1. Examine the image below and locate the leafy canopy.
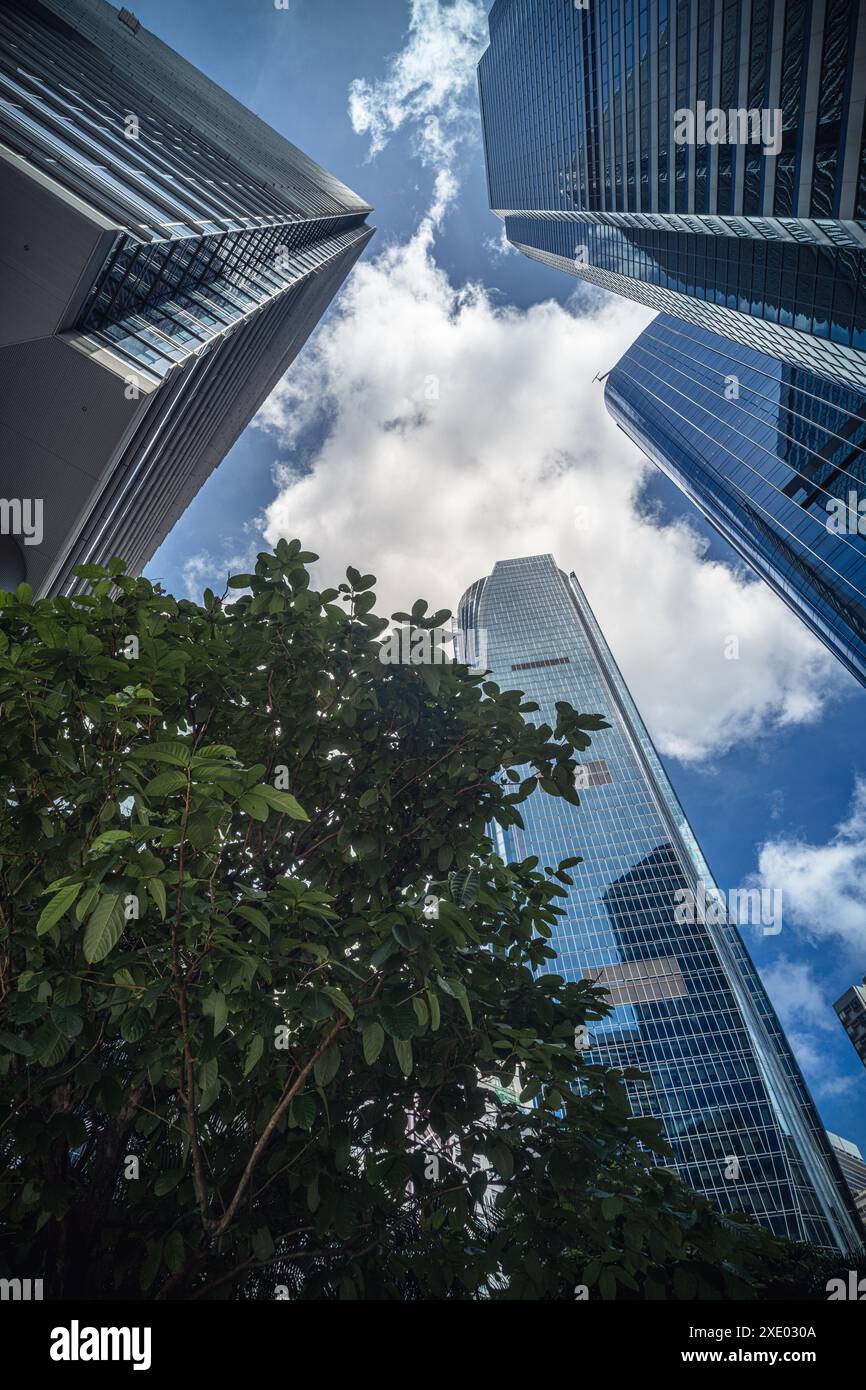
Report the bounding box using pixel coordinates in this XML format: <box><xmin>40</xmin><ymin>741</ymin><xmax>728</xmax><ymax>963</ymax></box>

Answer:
<box><xmin>0</xmin><ymin>544</ymin><xmax>823</xmax><ymax>1298</ymax></box>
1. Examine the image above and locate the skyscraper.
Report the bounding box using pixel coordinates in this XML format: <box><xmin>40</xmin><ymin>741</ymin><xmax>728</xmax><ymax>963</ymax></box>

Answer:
<box><xmin>0</xmin><ymin>0</ymin><xmax>373</xmax><ymax>596</ymax></box>
<box><xmin>605</xmin><ymin>313</ymin><xmax>866</xmax><ymax>686</ymax></box>
<box><xmin>827</xmin><ymin>1132</ymin><xmax>866</xmax><ymax>1209</ymax></box>
<box><xmin>834</xmin><ymin>976</ymin><xmax>866</xmax><ymax>1067</ymax></box>
<box><xmin>477</xmin><ymin>0</ymin><xmax>866</xmax><ymax>388</ymax></box>
<box><xmin>459</xmin><ymin>553</ymin><xmax>862</xmax><ymax>1251</ymax></box>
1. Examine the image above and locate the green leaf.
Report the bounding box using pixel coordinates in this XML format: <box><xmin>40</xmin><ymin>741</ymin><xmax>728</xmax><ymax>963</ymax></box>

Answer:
<box><xmin>0</xmin><ymin>1030</ymin><xmax>34</xmax><ymax>1057</ymax></box>
<box><xmin>362</xmin><ymin>1022</ymin><xmax>385</xmax><ymax>1065</ymax></box>
<box><xmin>131</xmin><ymin>741</ymin><xmax>191</xmax><ymax>768</ymax></box>
<box><xmin>147</xmin><ymin>878</ymin><xmax>167</xmax><ymax>921</ymax></box>
<box><xmin>392</xmin><ymin>1036</ymin><xmax>413</xmax><ymax>1077</ymax></box>
<box><xmin>437</xmin><ymin>845</ymin><xmax>454</xmax><ymax>872</ymax></box>
<box><xmin>391</xmin><ymin>918</ymin><xmax>423</xmax><ymax>951</ymax></box>
<box><xmin>75</xmin><ymin>886</ymin><xmax>99</xmax><ymax>923</ymax></box>
<box><xmin>288</xmin><ymin>1094</ymin><xmax>316</xmax><ymax>1130</ymax></box>
<box><xmin>253</xmin><ymin>784</ymin><xmax>309</xmax><ymax>820</ymax></box>
<box><xmin>370</xmin><ymin>937</ymin><xmax>398</xmax><ymax>969</ymax></box>
<box><xmin>42</xmin><ymin>875</ymin><xmax>76</xmax><ymax>893</ymax></box>
<box><xmin>322</xmin><ymin>985</ymin><xmax>354</xmax><ymax>1020</ymax></box>
<box><xmin>491</xmin><ymin>1142</ymin><xmax>514</xmax><ymax>1180</ymax></box>
<box><xmin>243</xmin><ymin>1034</ymin><xmax>264</xmax><ymax>1076</ymax></box>
<box><xmin>120</xmin><ymin>1009</ymin><xmax>148</xmax><ymax>1043</ymax></box>
<box><xmin>196</xmin><ymin>1057</ymin><xmax>219</xmax><ymax>1110</ymax></box>
<box><xmin>314</xmin><ymin>1043</ymin><xmax>341</xmax><ymax>1087</ymax></box>
<box><xmin>419</xmin><ymin>664</ymin><xmax>442</xmax><ymax>698</ymax></box>
<box><xmin>32</xmin><ymin>1019</ymin><xmax>70</xmax><ymax>1068</ymax></box>
<box><xmin>144</xmin><ymin>770</ymin><xmax>188</xmax><ymax>797</ymax></box>
<box><xmin>426</xmin><ymin>989</ymin><xmax>441</xmax><ymax>1032</ymax></box>
<box><xmin>36</xmin><ymin>882</ymin><xmax>82</xmax><ymax>935</ymax></box>
<box><xmin>436</xmin><ymin>974</ymin><xmax>473</xmax><ymax>1028</ymax></box>
<box><xmin>235</xmin><ymin>903</ymin><xmax>270</xmax><ymax>937</ymax></box>
<box><xmin>448</xmin><ymin>867</ymin><xmax>480</xmax><ymax>908</ymax></box>
<box><xmin>154</xmin><ymin>1168</ymin><xmax>184</xmax><ymax>1197</ymax></box>
<box><xmin>53</xmin><ymin>976</ymin><xmax>82</xmax><ymax>1007</ymax></box>
<box><xmin>203</xmin><ymin>990</ymin><xmax>228</xmax><ymax>1037</ymax></box>
<box><xmin>89</xmin><ymin>829</ymin><xmax>133</xmax><ymax>854</ymax></box>
<box><xmin>239</xmin><ymin>793</ymin><xmax>269</xmax><ymax>822</ymax></box>
<box><xmin>83</xmin><ymin>893</ymin><xmax>124</xmax><ymax>964</ymax></box>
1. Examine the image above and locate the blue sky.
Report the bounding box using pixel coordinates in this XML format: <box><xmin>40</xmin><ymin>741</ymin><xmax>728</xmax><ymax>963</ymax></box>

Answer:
<box><xmin>136</xmin><ymin>0</ymin><xmax>866</xmax><ymax>1151</ymax></box>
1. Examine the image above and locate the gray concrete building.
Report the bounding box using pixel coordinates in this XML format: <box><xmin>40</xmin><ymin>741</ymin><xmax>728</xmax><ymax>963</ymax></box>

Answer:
<box><xmin>834</xmin><ymin>976</ymin><xmax>866</xmax><ymax>1069</ymax></box>
<box><xmin>826</xmin><ymin>1132</ymin><xmax>866</xmax><ymax>1211</ymax></box>
<box><xmin>0</xmin><ymin>0</ymin><xmax>373</xmax><ymax>594</ymax></box>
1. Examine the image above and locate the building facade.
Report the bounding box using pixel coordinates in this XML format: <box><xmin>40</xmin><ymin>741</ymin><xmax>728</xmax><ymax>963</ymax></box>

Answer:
<box><xmin>827</xmin><ymin>1131</ymin><xmax>866</xmax><ymax>1207</ymax></box>
<box><xmin>459</xmin><ymin>553</ymin><xmax>862</xmax><ymax>1250</ymax></box>
<box><xmin>605</xmin><ymin>313</ymin><xmax>866</xmax><ymax>686</ymax></box>
<box><xmin>0</xmin><ymin>0</ymin><xmax>373</xmax><ymax>595</ymax></box>
<box><xmin>834</xmin><ymin>976</ymin><xmax>866</xmax><ymax>1067</ymax></box>
<box><xmin>478</xmin><ymin>0</ymin><xmax>866</xmax><ymax>388</ymax></box>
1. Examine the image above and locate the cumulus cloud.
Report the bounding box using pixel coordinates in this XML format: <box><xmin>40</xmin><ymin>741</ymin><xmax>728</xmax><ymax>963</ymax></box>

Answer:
<box><xmin>254</xmin><ymin>223</ymin><xmax>845</xmax><ymax>763</ymax></box>
<box><xmin>348</xmin><ymin>0</ymin><xmax>487</xmax><ymax>217</ymax></box>
<box><xmin>760</xmin><ymin>958</ymin><xmax>856</xmax><ymax>1099</ymax></box>
<box><xmin>755</xmin><ymin>780</ymin><xmax>866</xmax><ymax>956</ymax></box>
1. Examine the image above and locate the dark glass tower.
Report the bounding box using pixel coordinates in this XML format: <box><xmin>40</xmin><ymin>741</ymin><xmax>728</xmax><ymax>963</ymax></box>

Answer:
<box><xmin>459</xmin><ymin>554</ymin><xmax>863</xmax><ymax>1251</ymax></box>
<box><xmin>0</xmin><ymin>0</ymin><xmax>373</xmax><ymax>595</ymax></box>
<box><xmin>478</xmin><ymin>0</ymin><xmax>866</xmax><ymax>389</ymax></box>
<box><xmin>605</xmin><ymin>313</ymin><xmax>866</xmax><ymax>686</ymax></box>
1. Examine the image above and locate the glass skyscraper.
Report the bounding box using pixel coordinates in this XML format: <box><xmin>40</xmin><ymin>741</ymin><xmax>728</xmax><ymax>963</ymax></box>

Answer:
<box><xmin>478</xmin><ymin>0</ymin><xmax>866</xmax><ymax>389</ymax></box>
<box><xmin>459</xmin><ymin>554</ymin><xmax>863</xmax><ymax>1251</ymax></box>
<box><xmin>605</xmin><ymin>313</ymin><xmax>866</xmax><ymax>685</ymax></box>
<box><xmin>0</xmin><ymin>0</ymin><xmax>373</xmax><ymax>595</ymax></box>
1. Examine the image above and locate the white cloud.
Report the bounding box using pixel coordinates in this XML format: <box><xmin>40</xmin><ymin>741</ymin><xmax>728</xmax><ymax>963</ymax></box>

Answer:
<box><xmin>348</xmin><ymin>0</ymin><xmax>487</xmax><ymax>217</ymax></box>
<box><xmin>178</xmin><ymin>540</ymin><xmax>261</xmax><ymax>601</ymax></box>
<box><xmin>255</xmin><ymin>223</ymin><xmax>846</xmax><ymax>763</ymax></box>
<box><xmin>756</xmin><ymin>780</ymin><xmax>866</xmax><ymax>956</ymax></box>
<box><xmin>759</xmin><ymin>958</ymin><xmax>856</xmax><ymax>1099</ymax></box>
<box><xmin>483</xmin><ymin>222</ymin><xmax>516</xmax><ymax>259</ymax></box>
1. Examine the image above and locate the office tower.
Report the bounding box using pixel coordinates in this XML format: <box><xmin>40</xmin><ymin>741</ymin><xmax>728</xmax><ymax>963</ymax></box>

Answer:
<box><xmin>0</xmin><ymin>0</ymin><xmax>373</xmax><ymax>596</ymax></box>
<box><xmin>605</xmin><ymin>313</ymin><xmax>866</xmax><ymax>686</ymax></box>
<box><xmin>827</xmin><ymin>1132</ymin><xmax>866</xmax><ymax>1209</ymax></box>
<box><xmin>477</xmin><ymin>0</ymin><xmax>866</xmax><ymax>388</ymax></box>
<box><xmin>458</xmin><ymin>554</ymin><xmax>862</xmax><ymax>1250</ymax></box>
<box><xmin>834</xmin><ymin>976</ymin><xmax>866</xmax><ymax>1067</ymax></box>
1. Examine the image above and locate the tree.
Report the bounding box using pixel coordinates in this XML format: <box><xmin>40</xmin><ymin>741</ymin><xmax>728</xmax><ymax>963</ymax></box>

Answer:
<box><xmin>0</xmin><ymin>544</ymin><xmax>838</xmax><ymax>1298</ymax></box>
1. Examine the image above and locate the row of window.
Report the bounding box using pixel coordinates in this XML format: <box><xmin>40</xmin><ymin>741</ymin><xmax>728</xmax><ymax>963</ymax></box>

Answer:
<box><xmin>482</xmin><ymin>0</ymin><xmax>865</xmax><ymax>219</ymax></box>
